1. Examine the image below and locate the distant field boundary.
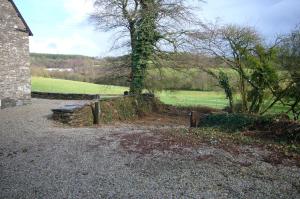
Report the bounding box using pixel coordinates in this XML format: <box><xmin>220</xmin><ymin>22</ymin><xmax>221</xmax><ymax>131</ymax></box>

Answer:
<box><xmin>31</xmin><ymin>92</ymin><xmax>123</xmax><ymax>100</ymax></box>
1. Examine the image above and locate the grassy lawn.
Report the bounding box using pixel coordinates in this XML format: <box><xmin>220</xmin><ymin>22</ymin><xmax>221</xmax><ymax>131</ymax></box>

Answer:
<box><xmin>31</xmin><ymin>77</ymin><xmax>287</xmax><ymax>114</ymax></box>
<box><xmin>32</xmin><ymin>77</ymin><xmax>127</xmax><ymax>95</ymax></box>
<box><xmin>158</xmin><ymin>90</ymin><xmax>228</xmax><ymax>108</ymax></box>
<box><xmin>158</xmin><ymin>90</ymin><xmax>287</xmax><ymax>114</ymax></box>
<box><xmin>32</xmin><ymin>77</ymin><xmax>228</xmax><ymax>108</ymax></box>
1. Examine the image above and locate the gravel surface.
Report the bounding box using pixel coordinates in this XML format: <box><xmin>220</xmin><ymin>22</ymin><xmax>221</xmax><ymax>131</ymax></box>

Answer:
<box><xmin>0</xmin><ymin>99</ymin><xmax>299</xmax><ymax>199</ymax></box>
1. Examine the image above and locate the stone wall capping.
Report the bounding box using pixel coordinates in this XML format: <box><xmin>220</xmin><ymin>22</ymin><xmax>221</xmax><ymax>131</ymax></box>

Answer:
<box><xmin>31</xmin><ymin>92</ymin><xmax>101</xmax><ymax>100</ymax></box>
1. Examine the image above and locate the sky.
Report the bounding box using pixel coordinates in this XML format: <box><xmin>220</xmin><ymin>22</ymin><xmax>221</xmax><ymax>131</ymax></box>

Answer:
<box><xmin>14</xmin><ymin>0</ymin><xmax>300</xmax><ymax>57</ymax></box>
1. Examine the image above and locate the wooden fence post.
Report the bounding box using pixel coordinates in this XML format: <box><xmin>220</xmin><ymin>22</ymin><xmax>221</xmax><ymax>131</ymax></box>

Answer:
<box><xmin>92</xmin><ymin>95</ymin><xmax>100</xmax><ymax>125</ymax></box>
<box><xmin>94</xmin><ymin>101</ymin><xmax>100</xmax><ymax>125</ymax></box>
<box><xmin>190</xmin><ymin>111</ymin><xmax>197</xmax><ymax>128</ymax></box>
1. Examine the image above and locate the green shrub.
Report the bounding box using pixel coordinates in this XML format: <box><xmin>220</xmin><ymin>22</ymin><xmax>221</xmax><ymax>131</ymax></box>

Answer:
<box><xmin>198</xmin><ymin>113</ymin><xmax>300</xmax><ymax>144</ymax></box>
<box><xmin>199</xmin><ymin>113</ymin><xmax>257</xmax><ymax>132</ymax></box>
<box><xmin>100</xmin><ymin>94</ymin><xmax>160</xmax><ymax>123</ymax></box>
<box><xmin>199</xmin><ymin>113</ymin><xmax>276</xmax><ymax>132</ymax></box>
<box><xmin>100</xmin><ymin>97</ymin><xmax>137</xmax><ymax>123</ymax></box>
<box><xmin>135</xmin><ymin>94</ymin><xmax>162</xmax><ymax>116</ymax></box>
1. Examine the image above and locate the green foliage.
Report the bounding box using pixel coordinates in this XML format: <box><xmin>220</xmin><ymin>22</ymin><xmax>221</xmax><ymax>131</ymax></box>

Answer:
<box><xmin>232</xmin><ymin>101</ymin><xmax>244</xmax><ymax>113</ymax></box>
<box><xmin>112</xmin><ymin>98</ymin><xmax>137</xmax><ymax>121</ymax></box>
<box><xmin>99</xmin><ymin>95</ymin><xmax>160</xmax><ymax>124</ymax></box>
<box><xmin>197</xmin><ymin>113</ymin><xmax>300</xmax><ymax>144</ymax></box>
<box><xmin>200</xmin><ymin>24</ymin><xmax>281</xmax><ymax>114</ymax></box>
<box><xmin>135</xmin><ymin>94</ymin><xmax>162</xmax><ymax>116</ymax></box>
<box><xmin>222</xmin><ymin>25</ymin><xmax>261</xmax><ymax>112</ymax></box>
<box><xmin>100</xmin><ymin>104</ymin><xmax>113</xmax><ymax>123</ymax></box>
<box><xmin>206</xmin><ymin>70</ymin><xmax>234</xmax><ymax>111</ymax></box>
<box><xmin>277</xmin><ymin>26</ymin><xmax>300</xmax><ymax>120</ymax></box>
<box><xmin>246</xmin><ymin>45</ymin><xmax>280</xmax><ymax>113</ymax></box>
<box><xmin>117</xmin><ymin>98</ymin><xmax>137</xmax><ymax>120</ymax></box>
<box><xmin>100</xmin><ymin>97</ymin><xmax>137</xmax><ymax>123</ymax></box>
<box><xmin>218</xmin><ymin>72</ymin><xmax>233</xmax><ymax>102</ymax></box>
<box><xmin>199</xmin><ymin>113</ymin><xmax>258</xmax><ymax>132</ymax></box>
<box><xmin>200</xmin><ymin>113</ymin><xmax>279</xmax><ymax>132</ymax></box>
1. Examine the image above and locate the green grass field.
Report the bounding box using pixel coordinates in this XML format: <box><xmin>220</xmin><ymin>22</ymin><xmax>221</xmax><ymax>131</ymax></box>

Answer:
<box><xmin>31</xmin><ymin>77</ymin><xmax>287</xmax><ymax>114</ymax></box>
<box><xmin>31</xmin><ymin>77</ymin><xmax>228</xmax><ymax>108</ymax></box>
<box><xmin>158</xmin><ymin>90</ymin><xmax>228</xmax><ymax>108</ymax></box>
<box><xmin>32</xmin><ymin>77</ymin><xmax>127</xmax><ymax>95</ymax></box>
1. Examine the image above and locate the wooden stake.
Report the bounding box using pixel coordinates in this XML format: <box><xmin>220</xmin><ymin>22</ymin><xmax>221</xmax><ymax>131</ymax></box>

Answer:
<box><xmin>94</xmin><ymin>102</ymin><xmax>100</xmax><ymax>125</ymax></box>
<box><xmin>190</xmin><ymin>111</ymin><xmax>197</xmax><ymax>128</ymax></box>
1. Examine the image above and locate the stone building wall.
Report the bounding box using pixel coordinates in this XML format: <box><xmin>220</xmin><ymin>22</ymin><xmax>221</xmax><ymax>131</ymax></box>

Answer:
<box><xmin>0</xmin><ymin>0</ymin><xmax>31</xmax><ymax>108</ymax></box>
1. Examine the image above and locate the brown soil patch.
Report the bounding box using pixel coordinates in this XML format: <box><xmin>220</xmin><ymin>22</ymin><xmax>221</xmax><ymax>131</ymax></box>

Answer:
<box><xmin>131</xmin><ymin>112</ymin><xmax>188</xmax><ymax>126</ymax></box>
<box><xmin>120</xmin><ymin>130</ymin><xmax>202</xmax><ymax>156</ymax></box>
<box><xmin>118</xmin><ymin>127</ymin><xmax>300</xmax><ymax>166</ymax></box>
<box><xmin>160</xmin><ymin>104</ymin><xmax>220</xmax><ymax>116</ymax></box>
<box><xmin>101</xmin><ymin>108</ymin><xmax>300</xmax><ymax>167</ymax></box>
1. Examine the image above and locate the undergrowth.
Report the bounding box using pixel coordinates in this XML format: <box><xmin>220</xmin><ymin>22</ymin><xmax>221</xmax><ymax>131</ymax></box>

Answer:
<box><xmin>176</xmin><ymin>127</ymin><xmax>300</xmax><ymax>155</ymax></box>
<box><xmin>199</xmin><ymin>113</ymin><xmax>274</xmax><ymax>132</ymax></box>
<box><xmin>100</xmin><ymin>95</ymin><xmax>160</xmax><ymax>124</ymax></box>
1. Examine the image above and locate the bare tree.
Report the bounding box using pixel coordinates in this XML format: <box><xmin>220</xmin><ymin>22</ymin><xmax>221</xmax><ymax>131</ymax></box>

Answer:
<box><xmin>90</xmin><ymin>0</ymin><xmax>203</xmax><ymax>94</ymax></box>
<box><xmin>189</xmin><ymin>24</ymin><xmax>262</xmax><ymax>111</ymax></box>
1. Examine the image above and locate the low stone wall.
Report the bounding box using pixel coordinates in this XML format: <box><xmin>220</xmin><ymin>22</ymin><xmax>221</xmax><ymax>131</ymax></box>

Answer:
<box><xmin>32</xmin><ymin>92</ymin><xmax>100</xmax><ymax>100</ymax></box>
<box><xmin>0</xmin><ymin>98</ymin><xmax>31</xmax><ymax>109</ymax></box>
<box><xmin>51</xmin><ymin>94</ymin><xmax>159</xmax><ymax>126</ymax></box>
<box><xmin>52</xmin><ymin>102</ymin><xmax>96</xmax><ymax>127</ymax></box>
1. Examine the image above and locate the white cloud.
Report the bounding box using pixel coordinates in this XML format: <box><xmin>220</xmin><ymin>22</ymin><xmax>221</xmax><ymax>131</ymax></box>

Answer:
<box><xmin>30</xmin><ymin>33</ymin><xmax>100</xmax><ymax>56</ymax></box>
<box><xmin>201</xmin><ymin>0</ymin><xmax>300</xmax><ymax>40</ymax></box>
<box><xmin>63</xmin><ymin>0</ymin><xmax>94</xmax><ymax>24</ymax></box>
<box><xmin>28</xmin><ymin>0</ymin><xmax>119</xmax><ymax>57</ymax></box>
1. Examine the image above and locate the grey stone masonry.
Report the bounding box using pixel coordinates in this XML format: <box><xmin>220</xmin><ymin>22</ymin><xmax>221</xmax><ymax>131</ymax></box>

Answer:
<box><xmin>0</xmin><ymin>0</ymin><xmax>31</xmax><ymax>108</ymax></box>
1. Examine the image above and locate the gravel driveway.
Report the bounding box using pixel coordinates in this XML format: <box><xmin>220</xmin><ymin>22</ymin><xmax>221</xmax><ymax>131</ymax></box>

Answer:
<box><xmin>0</xmin><ymin>99</ymin><xmax>299</xmax><ymax>199</ymax></box>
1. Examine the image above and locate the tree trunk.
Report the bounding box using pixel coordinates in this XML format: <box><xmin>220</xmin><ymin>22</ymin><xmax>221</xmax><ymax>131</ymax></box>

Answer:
<box><xmin>129</xmin><ymin>0</ymin><xmax>158</xmax><ymax>95</ymax></box>
<box><xmin>240</xmin><ymin>75</ymin><xmax>248</xmax><ymax>112</ymax></box>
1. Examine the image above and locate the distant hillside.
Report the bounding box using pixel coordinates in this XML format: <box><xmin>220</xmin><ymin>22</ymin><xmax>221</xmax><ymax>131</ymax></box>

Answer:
<box><xmin>30</xmin><ymin>53</ymin><xmax>92</xmax><ymax>60</ymax></box>
<box><xmin>30</xmin><ymin>53</ymin><xmax>97</xmax><ymax>69</ymax></box>
<box><xmin>30</xmin><ymin>53</ymin><xmax>130</xmax><ymax>85</ymax></box>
